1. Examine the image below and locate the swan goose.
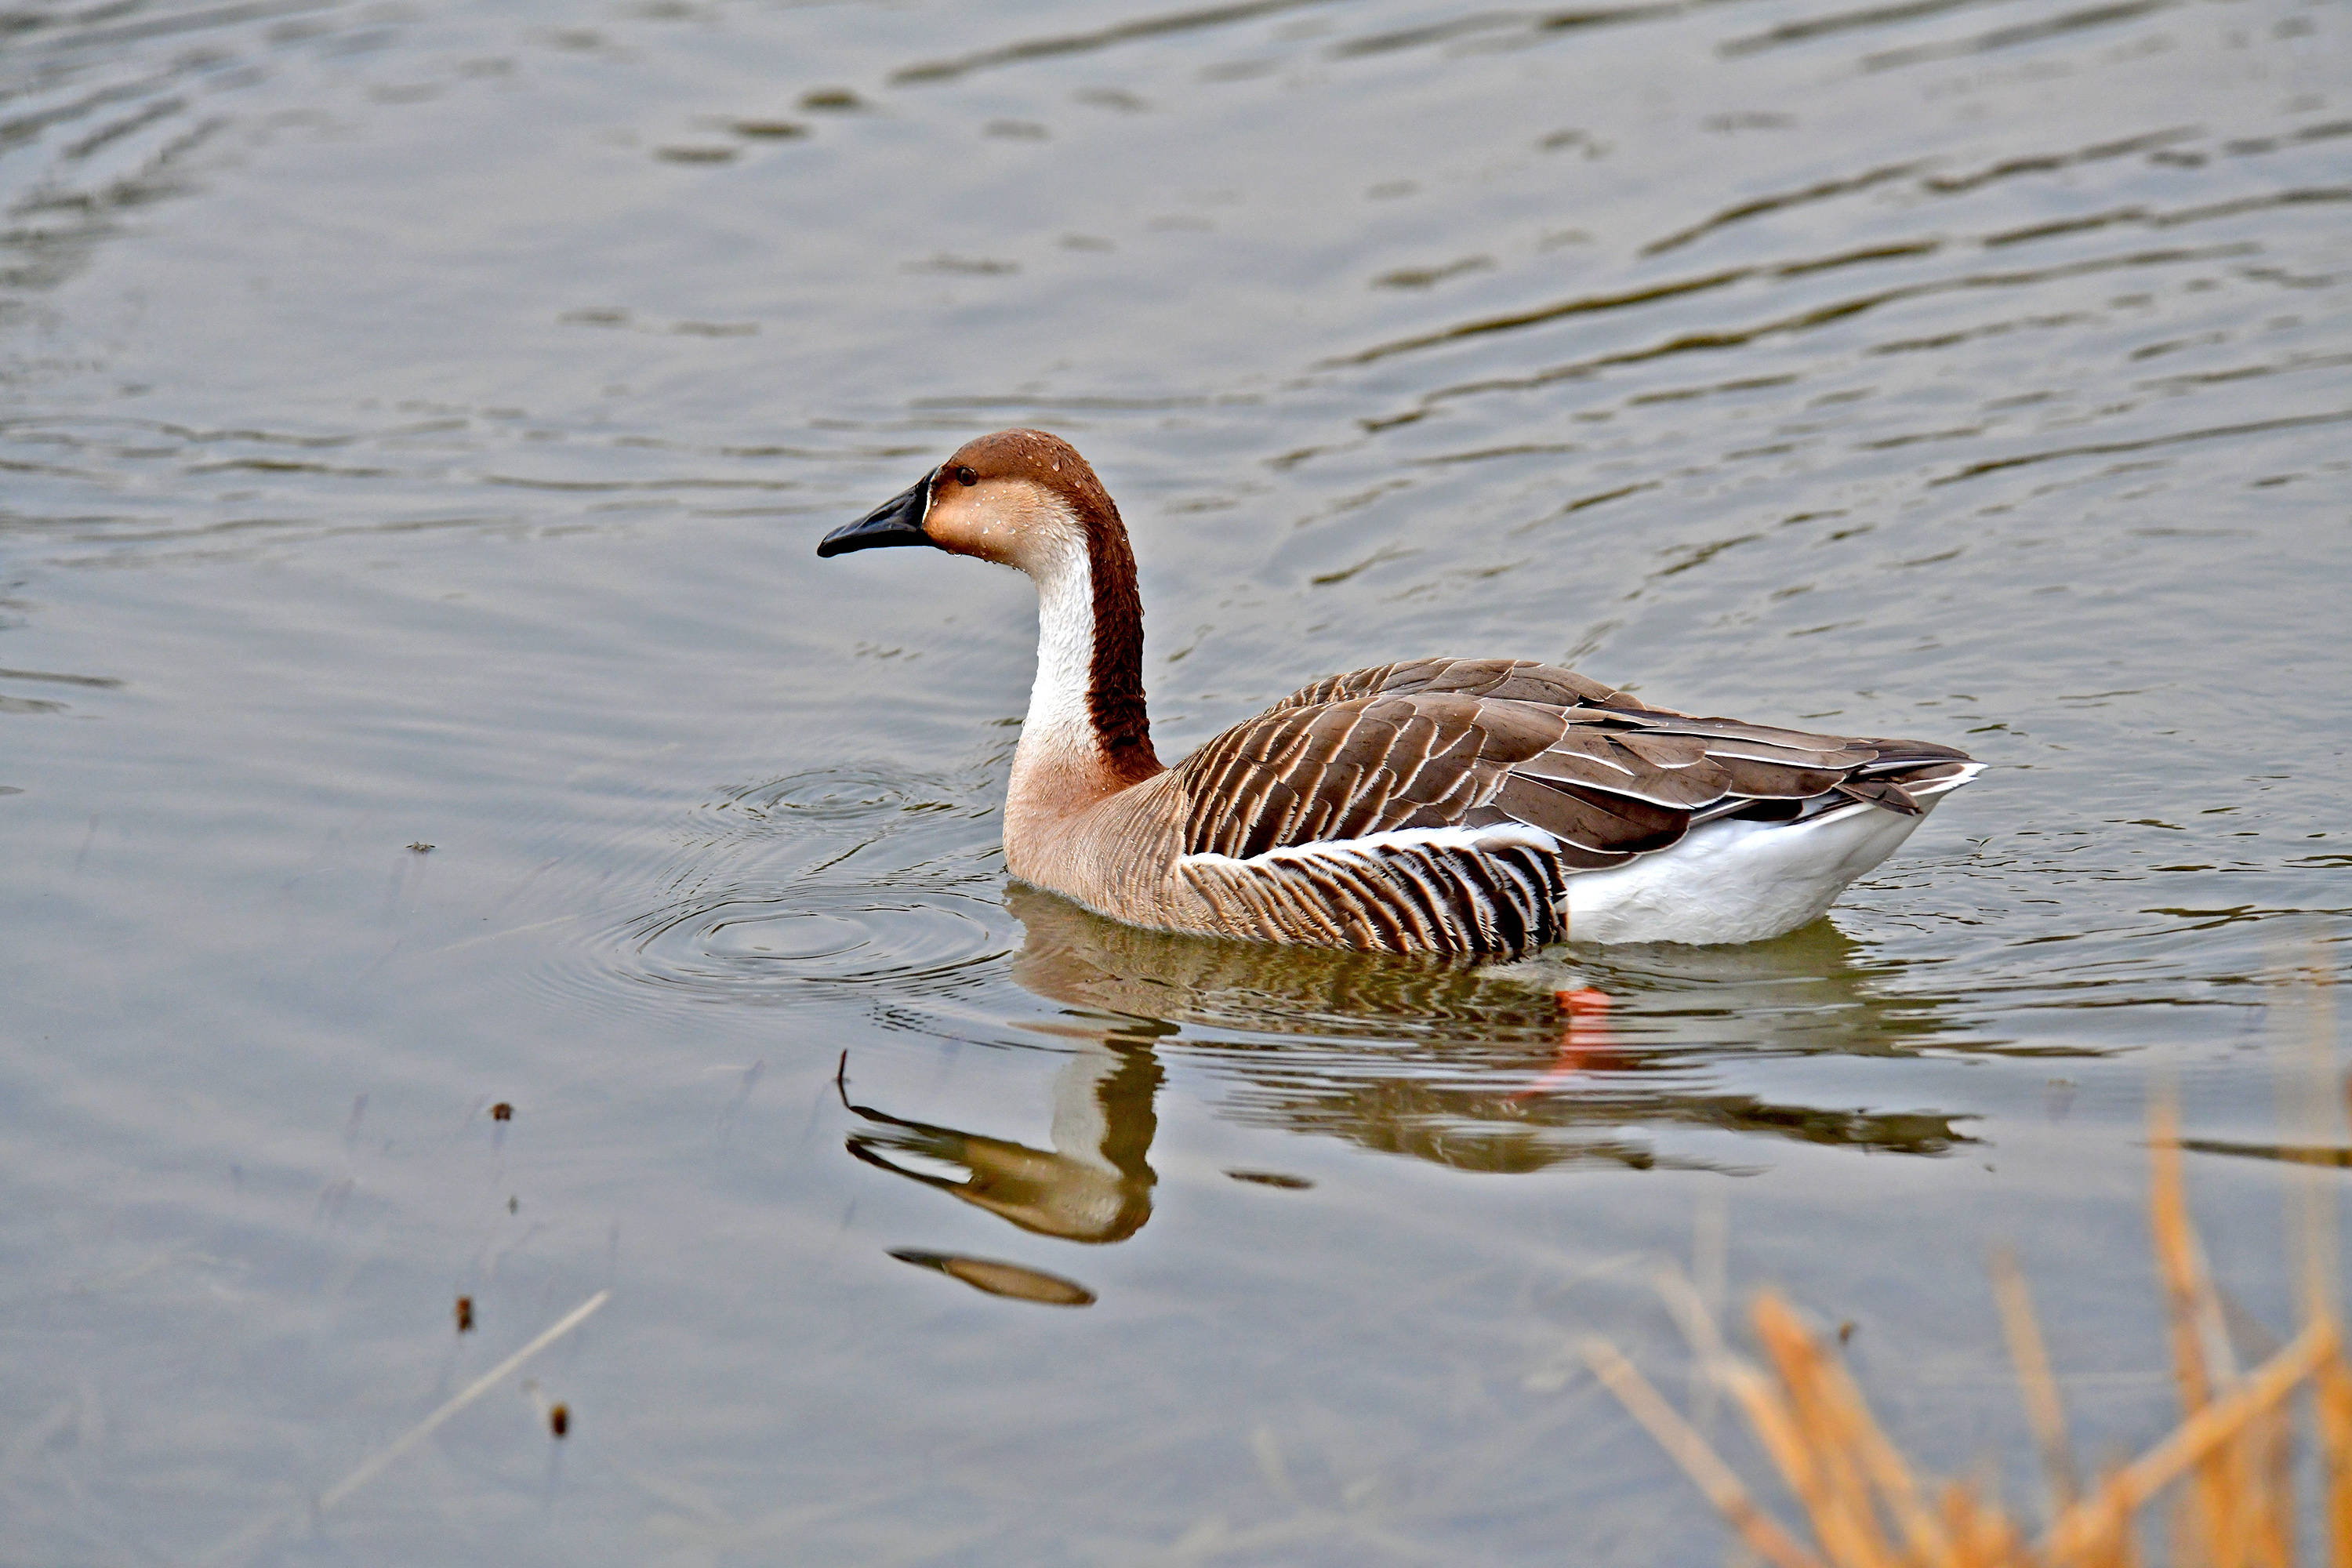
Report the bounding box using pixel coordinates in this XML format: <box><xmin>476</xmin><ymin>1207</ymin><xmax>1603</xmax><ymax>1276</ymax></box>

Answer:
<box><xmin>818</xmin><ymin>428</ymin><xmax>1980</xmax><ymax>954</ymax></box>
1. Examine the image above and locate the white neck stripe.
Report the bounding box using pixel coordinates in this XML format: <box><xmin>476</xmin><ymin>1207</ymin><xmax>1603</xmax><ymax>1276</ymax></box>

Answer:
<box><xmin>1024</xmin><ymin>513</ymin><xmax>1096</xmax><ymax>753</ymax></box>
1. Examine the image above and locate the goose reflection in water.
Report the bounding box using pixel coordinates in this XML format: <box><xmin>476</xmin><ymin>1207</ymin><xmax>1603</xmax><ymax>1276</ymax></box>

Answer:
<box><xmin>841</xmin><ymin>886</ymin><xmax>1980</xmax><ymax>1261</ymax></box>
<box><xmin>1003</xmin><ymin>885</ymin><xmax>1978</xmax><ymax>1174</ymax></box>
<box><xmin>841</xmin><ymin>1027</ymin><xmax>1163</xmax><ymax>1244</ymax></box>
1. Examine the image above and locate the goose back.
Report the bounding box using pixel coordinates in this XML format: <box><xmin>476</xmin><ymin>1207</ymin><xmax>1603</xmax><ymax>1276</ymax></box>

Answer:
<box><xmin>1129</xmin><ymin>658</ymin><xmax>1970</xmax><ymax>953</ymax></box>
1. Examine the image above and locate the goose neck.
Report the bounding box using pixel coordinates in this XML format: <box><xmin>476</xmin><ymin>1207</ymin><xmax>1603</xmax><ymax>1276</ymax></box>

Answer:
<box><xmin>1004</xmin><ymin>514</ymin><xmax>1160</xmax><ymax>859</ymax></box>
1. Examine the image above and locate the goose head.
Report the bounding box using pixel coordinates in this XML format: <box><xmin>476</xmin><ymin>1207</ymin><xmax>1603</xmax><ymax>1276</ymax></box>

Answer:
<box><xmin>817</xmin><ymin>427</ymin><xmax>1115</xmax><ymax>577</ymax></box>
<box><xmin>818</xmin><ymin>430</ymin><xmax>1162</xmax><ymax>833</ymax></box>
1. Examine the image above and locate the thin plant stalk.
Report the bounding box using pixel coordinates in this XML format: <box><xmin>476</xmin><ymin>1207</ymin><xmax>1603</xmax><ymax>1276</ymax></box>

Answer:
<box><xmin>1578</xmin><ymin>1337</ymin><xmax>1826</xmax><ymax>1568</ymax></box>
<box><xmin>1991</xmin><ymin>1243</ymin><xmax>2081</xmax><ymax>1521</ymax></box>
<box><xmin>2150</xmin><ymin>1090</ymin><xmax>2256</xmax><ymax>1566</ymax></box>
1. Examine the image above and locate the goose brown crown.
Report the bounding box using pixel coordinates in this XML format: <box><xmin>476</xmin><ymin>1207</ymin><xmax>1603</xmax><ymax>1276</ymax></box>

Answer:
<box><xmin>818</xmin><ymin>428</ymin><xmax>1979</xmax><ymax>954</ymax></box>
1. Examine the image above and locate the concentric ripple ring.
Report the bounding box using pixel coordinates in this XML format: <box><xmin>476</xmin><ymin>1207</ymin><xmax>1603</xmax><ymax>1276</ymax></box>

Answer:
<box><xmin>622</xmin><ymin>882</ymin><xmax>1014</xmax><ymax>997</ymax></box>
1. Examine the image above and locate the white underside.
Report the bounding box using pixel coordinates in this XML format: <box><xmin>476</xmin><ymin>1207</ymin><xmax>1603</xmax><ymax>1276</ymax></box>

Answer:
<box><xmin>1563</xmin><ymin>764</ymin><xmax>1983</xmax><ymax>945</ymax></box>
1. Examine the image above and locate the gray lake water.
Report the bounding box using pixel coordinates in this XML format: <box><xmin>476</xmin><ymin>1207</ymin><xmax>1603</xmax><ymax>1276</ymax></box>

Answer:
<box><xmin>2</xmin><ymin>0</ymin><xmax>2348</xmax><ymax>1561</ymax></box>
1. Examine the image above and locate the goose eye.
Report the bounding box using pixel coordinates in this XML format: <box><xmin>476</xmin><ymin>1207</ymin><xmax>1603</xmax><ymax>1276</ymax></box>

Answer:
<box><xmin>953</xmin><ymin>465</ymin><xmax>978</xmax><ymax>486</ymax></box>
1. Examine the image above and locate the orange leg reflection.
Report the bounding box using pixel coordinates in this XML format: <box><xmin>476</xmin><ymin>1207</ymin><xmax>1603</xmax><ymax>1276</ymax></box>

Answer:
<box><xmin>1513</xmin><ymin>987</ymin><xmax>1627</xmax><ymax>1099</ymax></box>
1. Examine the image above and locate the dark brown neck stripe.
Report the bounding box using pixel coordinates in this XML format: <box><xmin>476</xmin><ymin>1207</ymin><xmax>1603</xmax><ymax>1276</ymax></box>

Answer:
<box><xmin>1080</xmin><ymin>489</ymin><xmax>1161</xmax><ymax>784</ymax></box>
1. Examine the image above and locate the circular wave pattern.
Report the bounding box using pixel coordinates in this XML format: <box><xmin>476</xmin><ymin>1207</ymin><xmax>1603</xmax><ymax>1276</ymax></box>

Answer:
<box><xmin>717</xmin><ymin>767</ymin><xmax>981</xmax><ymax>828</ymax></box>
<box><xmin>621</xmin><ymin>882</ymin><xmax>1016</xmax><ymax>997</ymax></box>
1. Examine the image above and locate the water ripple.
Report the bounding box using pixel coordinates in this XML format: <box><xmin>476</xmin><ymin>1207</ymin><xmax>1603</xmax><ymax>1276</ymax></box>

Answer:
<box><xmin>619</xmin><ymin>881</ymin><xmax>1015</xmax><ymax>998</ymax></box>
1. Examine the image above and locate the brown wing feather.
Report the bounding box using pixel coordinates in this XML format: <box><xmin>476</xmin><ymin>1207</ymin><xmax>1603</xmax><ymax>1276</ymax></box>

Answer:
<box><xmin>1263</xmin><ymin>657</ymin><xmax>1643</xmax><ymax>715</ymax></box>
<box><xmin>1175</xmin><ymin>691</ymin><xmax>1560</xmax><ymax>859</ymax></box>
<box><xmin>1171</xmin><ymin>662</ymin><xmax>1974</xmax><ymax>868</ymax></box>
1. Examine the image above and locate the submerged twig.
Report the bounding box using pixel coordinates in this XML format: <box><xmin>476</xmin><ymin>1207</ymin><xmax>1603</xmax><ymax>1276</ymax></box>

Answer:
<box><xmin>201</xmin><ymin>1289</ymin><xmax>612</xmax><ymax>1566</ymax></box>
<box><xmin>319</xmin><ymin>1287</ymin><xmax>611</xmax><ymax>1509</ymax></box>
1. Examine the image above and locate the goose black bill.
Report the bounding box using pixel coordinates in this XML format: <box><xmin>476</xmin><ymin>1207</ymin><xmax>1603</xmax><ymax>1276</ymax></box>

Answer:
<box><xmin>818</xmin><ymin>471</ymin><xmax>937</xmax><ymax>557</ymax></box>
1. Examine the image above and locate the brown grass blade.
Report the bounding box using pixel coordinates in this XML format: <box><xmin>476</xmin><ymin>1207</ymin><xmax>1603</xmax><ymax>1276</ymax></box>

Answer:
<box><xmin>1579</xmin><ymin>1337</ymin><xmax>1828</xmax><ymax>1568</ymax></box>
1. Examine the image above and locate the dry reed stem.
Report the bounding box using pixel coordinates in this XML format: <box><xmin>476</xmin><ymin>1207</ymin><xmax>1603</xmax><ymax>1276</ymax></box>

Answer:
<box><xmin>2284</xmin><ymin>963</ymin><xmax>2352</xmax><ymax>1568</ymax></box>
<box><xmin>1577</xmin><ymin>1338</ymin><xmax>1826</xmax><ymax>1568</ymax></box>
<box><xmin>1753</xmin><ymin>1292</ymin><xmax>1954</xmax><ymax>1567</ymax></box>
<box><xmin>2320</xmin><ymin>1348</ymin><xmax>2352</xmax><ymax>1568</ymax></box>
<box><xmin>1936</xmin><ymin>1482</ymin><xmax>1982</xmax><ymax>1568</ymax></box>
<box><xmin>1991</xmin><ymin>1245</ymin><xmax>2081</xmax><ymax>1520</ymax></box>
<box><xmin>2053</xmin><ymin>1472</ymin><xmax>2133</xmax><ymax>1568</ymax></box>
<box><xmin>1596</xmin><ymin>1301</ymin><xmax>2335</xmax><ymax>1568</ymax></box>
<box><xmin>1751</xmin><ymin>1300</ymin><xmax>1896</xmax><ymax>1567</ymax></box>
<box><xmin>1715</xmin><ymin>1352</ymin><xmax>1858</xmax><ymax>1563</ymax></box>
<box><xmin>2042</xmin><ymin>1319</ymin><xmax>2336</xmax><ymax>1562</ymax></box>
<box><xmin>1651</xmin><ymin>1261</ymin><xmax>1738</xmax><ymax>1427</ymax></box>
<box><xmin>2287</xmin><ymin>963</ymin><xmax>2342</xmax><ymax>1335</ymax></box>
<box><xmin>1595</xmin><ymin>1017</ymin><xmax>2348</xmax><ymax>1568</ymax></box>
<box><xmin>2254</xmin><ymin>1398</ymin><xmax>2296</xmax><ymax>1568</ymax></box>
<box><xmin>2150</xmin><ymin>1091</ymin><xmax>2257</xmax><ymax>1567</ymax></box>
<box><xmin>1941</xmin><ymin>1480</ymin><xmax>2033</xmax><ymax>1568</ymax></box>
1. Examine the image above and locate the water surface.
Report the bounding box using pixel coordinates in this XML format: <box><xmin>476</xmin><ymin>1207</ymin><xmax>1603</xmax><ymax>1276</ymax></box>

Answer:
<box><xmin>2</xmin><ymin>0</ymin><xmax>2347</xmax><ymax>1561</ymax></box>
